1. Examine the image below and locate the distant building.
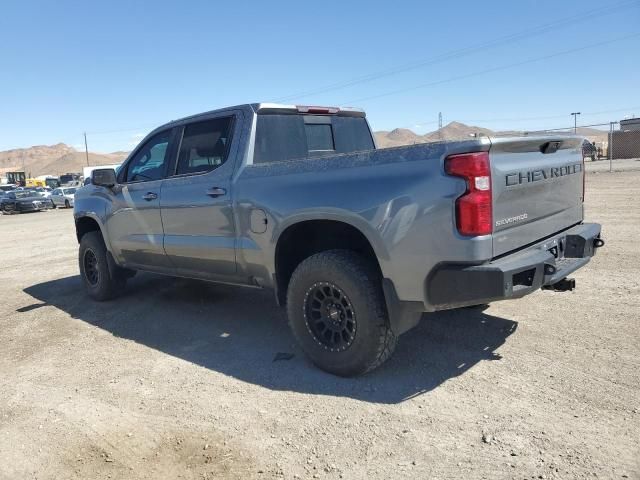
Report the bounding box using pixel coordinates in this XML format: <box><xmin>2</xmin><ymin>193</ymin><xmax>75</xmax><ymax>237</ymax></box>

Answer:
<box><xmin>609</xmin><ymin>118</ymin><xmax>640</xmax><ymax>159</ymax></box>
<box><xmin>620</xmin><ymin>118</ymin><xmax>640</xmax><ymax>131</ymax></box>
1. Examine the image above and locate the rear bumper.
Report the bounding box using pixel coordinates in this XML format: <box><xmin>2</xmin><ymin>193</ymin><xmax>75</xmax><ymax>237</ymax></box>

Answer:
<box><xmin>425</xmin><ymin>223</ymin><xmax>603</xmax><ymax>311</ymax></box>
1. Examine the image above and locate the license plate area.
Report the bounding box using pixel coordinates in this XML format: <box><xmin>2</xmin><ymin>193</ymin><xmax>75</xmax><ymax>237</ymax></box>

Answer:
<box><xmin>540</xmin><ymin>236</ymin><xmax>566</xmax><ymax>260</ymax></box>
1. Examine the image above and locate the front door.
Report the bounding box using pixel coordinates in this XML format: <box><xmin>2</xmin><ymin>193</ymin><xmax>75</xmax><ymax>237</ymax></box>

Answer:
<box><xmin>160</xmin><ymin>115</ymin><xmax>238</xmax><ymax>279</ymax></box>
<box><xmin>106</xmin><ymin>129</ymin><xmax>175</xmax><ymax>271</ymax></box>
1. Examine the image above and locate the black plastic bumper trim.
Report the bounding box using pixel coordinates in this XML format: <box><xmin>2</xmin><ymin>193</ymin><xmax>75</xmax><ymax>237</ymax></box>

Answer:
<box><xmin>426</xmin><ymin>223</ymin><xmax>602</xmax><ymax>311</ymax></box>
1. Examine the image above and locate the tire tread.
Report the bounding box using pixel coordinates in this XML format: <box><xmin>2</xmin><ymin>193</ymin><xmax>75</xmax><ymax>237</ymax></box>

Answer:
<box><xmin>287</xmin><ymin>249</ymin><xmax>396</xmax><ymax>376</ymax></box>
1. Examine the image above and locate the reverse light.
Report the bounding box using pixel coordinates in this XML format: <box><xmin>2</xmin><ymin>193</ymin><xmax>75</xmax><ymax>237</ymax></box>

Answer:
<box><xmin>445</xmin><ymin>151</ymin><xmax>493</xmax><ymax>236</ymax></box>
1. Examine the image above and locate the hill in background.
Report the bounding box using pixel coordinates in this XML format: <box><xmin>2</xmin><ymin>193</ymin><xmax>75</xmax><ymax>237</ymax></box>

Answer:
<box><xmin>0</xmin><ymin>122</ymin><xmax>610</xmax><ymax>177</ymax></box>
<box><xmin>374</xmin><ymin>121</ymin><xmax>609</xmax><ymax>148</ymax></box>
<box><xmin>0</xmin><ymin>144</ymin><xmax>128</xmax><ymax>178</ymax></box>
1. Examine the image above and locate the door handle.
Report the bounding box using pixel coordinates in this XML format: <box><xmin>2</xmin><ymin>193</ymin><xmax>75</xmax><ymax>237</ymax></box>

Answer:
<box><xmin>142</xmin><ymin>192</ymin><xmax>158</xmax><ymax>201</ymax></box>
<box><xmin>206</xmin><ymin>187</ymin><xmax>227</xmax><ymax>197</ymax></box>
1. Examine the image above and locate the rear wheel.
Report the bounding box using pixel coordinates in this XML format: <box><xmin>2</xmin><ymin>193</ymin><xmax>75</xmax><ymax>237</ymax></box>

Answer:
<box><xmin>286</xmin><ymin>249</ymin><xmax>396</xmax><ymax>377</ymax></box>
<box><xmin>79</xmin><ymin>232</ymin><xmax>125</xmax><ymax>301</ymax></box>
<box><xmin>2</xmin><ymin>205</ymin><xmax>15</xmax><ymax>215</ymax></box>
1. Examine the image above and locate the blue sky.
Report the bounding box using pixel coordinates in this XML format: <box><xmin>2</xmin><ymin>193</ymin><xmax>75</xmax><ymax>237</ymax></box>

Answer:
<box><xmin>1</xmin><ymin>0</ymin><xmax>639</xmax><ymax>152</ymax></box>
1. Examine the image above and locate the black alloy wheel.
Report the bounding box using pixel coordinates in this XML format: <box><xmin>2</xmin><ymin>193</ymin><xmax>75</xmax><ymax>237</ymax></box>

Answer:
<box><xmin>83</xmin><ymin>248</ymin><xmax>100</xmax><ymax>286</ymax></box>
<box><xmin>304</xmin><ymin>281</ymin><xmax>356</xmax><ymax>352</ymax></box>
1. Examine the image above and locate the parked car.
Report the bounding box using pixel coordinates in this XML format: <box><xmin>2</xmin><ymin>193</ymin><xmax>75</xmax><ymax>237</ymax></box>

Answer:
<box><xmin>50</xmin><ymin>187</ymin><xmax>77</xmax><ymax>208</ymax></box>
<box><xmin>32</xmin><ymin>186</ymin><xmax>53</xmax><ymax>198</ymax></box>
<box><xmin>74</xmin><ymin>103</ymin><xmax>604</xmax><ymax>376</ymax></box>
<box><xmin>1</xmin><ymin>190</ymin><xmax>48</xmax><ymax>214</ymax></box>
<box><xmin>23</xmin><ymin>188</ymin><xmax>55</xmax><ymax>208</ymax></box>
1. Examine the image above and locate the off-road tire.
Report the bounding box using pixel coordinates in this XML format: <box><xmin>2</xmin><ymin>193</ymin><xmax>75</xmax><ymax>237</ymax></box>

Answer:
<box><xmin>286</xmin><ymin>249</ymin><xmax>397</xmax><ymax>377</ymax></box>
<box><xmin>79</xmin><ymin>231</ymin><xmax>125</xmax><ymax>301</ymax></box>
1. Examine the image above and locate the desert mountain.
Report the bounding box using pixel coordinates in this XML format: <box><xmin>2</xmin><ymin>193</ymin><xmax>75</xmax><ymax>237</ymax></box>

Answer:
<box><xmin>374</xmin><ymin>121</ymin><xmax>609</xmax><ymax>148</ymax></box>
<box><xmin>0</xmin><ymin>144</ymin><xmax>128</xmax><ymax>178</ymax></box>
<box><xmin>1</xmin><ymin>122</ymin><xmax>611</xmax><ymax>178</ymax></box>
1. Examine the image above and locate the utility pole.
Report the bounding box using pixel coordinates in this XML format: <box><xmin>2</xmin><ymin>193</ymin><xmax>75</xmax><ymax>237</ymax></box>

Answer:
<box><xmin>84</xmin><ymin>132</ymin><xmax>90</xmax><ymax>166</ymax></box>
<box><xmin>570</xmin><ymin>112</ymin><xmax>581</xmax><ymax>134</ymax></box>
<box><xmin>609</xmin><ymin>121</ymin><xmax>616</xmax><ymax>173</ymax></box>
<box><xmin>438</xmin><ymin>112</ymin><xmax>443</xmax><ymax>140</ymax></box>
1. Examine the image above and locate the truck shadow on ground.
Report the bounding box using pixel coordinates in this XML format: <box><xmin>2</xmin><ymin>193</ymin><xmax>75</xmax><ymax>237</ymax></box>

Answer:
<box><xmin>23</xmin><ymin>272</ymin><xmax>517</xmax><ymax>404</ymax></box>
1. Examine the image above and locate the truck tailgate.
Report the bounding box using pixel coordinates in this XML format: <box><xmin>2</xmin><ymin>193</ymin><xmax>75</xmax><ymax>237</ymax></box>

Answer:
<box><xmin>489</xmin><ymin>136</ymin><xmax>584</xmax><ymax>257</ymax></box>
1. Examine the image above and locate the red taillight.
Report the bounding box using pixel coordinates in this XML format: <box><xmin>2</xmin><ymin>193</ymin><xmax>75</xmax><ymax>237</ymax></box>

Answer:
<box><xmin>445</xmin><ymin>151</ymin><xmax>492</xmax><ymax>236</ymax></box>
<box><xmin>296</xmin><ymin>105</ymin><xmax>339</xmax><ymax>114</ymax></box>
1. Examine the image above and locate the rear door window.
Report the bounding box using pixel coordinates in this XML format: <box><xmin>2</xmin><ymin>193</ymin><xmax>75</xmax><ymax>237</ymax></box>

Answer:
<box><xmin>174</xmin><ymin>117</ymin><xmax>234</xmax><ymax>175</ymax></box>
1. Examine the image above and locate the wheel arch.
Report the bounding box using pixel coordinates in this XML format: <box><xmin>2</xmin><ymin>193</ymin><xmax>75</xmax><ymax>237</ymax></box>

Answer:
<box><xmin>272</xmin><ymin>214</ymin><xmax>389</xmax><ymax>306</ymax></box>
<box><xmin>75</xmin><ymin>214</ymin><xmax>111</xmax><ymax>252</ymax></box>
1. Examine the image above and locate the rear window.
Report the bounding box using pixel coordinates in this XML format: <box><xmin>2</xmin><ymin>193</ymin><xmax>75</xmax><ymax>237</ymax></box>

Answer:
<box><xmin>305</xmin><ymin>124</ymin><xmax>334</xmax><ymax>152</ymax></box>
<box><xmin>253</xmin><ymin>114</ymin><xmax>374</xmax><ymax>164</ymax></box>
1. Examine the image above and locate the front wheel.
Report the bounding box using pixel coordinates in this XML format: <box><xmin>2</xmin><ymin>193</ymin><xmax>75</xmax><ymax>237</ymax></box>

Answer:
<box><xmin>64</xmin><ymin>199</ymin><xmax>70</xmax><ymax>208</ymax></box>
<box><xmin>79</xmin><ymin>232</ymin><xmax>125</xmax><ymax>301</ymax></box>
<box><xmin>286</xmin><ymin>250</ymin><xmax>397</xmax><ymax>377</ymax></box>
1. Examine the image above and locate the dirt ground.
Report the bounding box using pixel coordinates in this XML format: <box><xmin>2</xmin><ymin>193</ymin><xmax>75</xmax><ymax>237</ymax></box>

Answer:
<box><xmin>1</xmin><ymin>170</ymin><xmax>638</xmax><ymax>480</ymax></box>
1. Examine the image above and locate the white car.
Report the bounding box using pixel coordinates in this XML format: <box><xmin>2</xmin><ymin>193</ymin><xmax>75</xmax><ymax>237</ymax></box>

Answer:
<box><xmin>50</xmin><ymin>187</ymin><xmax>77</xmax><ymax>208</ymax></box>
<box><xmin>32</xmin><ymin>186</ymin><xmax>53</xmax><ymax>198</ymax></box>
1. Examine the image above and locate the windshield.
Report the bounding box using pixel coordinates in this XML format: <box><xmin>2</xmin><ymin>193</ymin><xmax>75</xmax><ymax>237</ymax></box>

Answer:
<box><xmin>64</xmin><ymin>188</ymin><xmax>77</xmax><ymax>195</ymax></box>
<box><xmin>11</xmin><ymin>191</ymin><xmax>37</xmax><ymax>199</ymax></box>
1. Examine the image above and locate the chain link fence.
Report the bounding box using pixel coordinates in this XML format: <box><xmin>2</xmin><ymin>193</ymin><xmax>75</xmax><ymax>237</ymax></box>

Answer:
<box><xmin>518</xmin><ymin>119</ymin><xmax>640</xmax><ymax>172</ymax></box>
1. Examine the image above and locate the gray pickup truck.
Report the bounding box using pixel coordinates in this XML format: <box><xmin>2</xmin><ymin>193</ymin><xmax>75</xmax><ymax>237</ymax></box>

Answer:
<box><xmin>74</xmin><ymin>103</ymin><xmax>604</xmax><ymax>376</ymax></box>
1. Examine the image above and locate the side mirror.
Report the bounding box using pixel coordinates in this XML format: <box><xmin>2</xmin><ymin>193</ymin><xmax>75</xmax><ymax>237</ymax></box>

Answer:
<box><xmin>92</xmin><ymin>168</ymin><xmax>117</xmax><ymax>188</ymax></box>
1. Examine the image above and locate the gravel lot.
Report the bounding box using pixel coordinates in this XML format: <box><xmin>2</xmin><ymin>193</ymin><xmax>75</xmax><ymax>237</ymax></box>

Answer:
<box><xmin>1</xmin><ymin>169</ymin><xmax>638</xmax><ymax>480</ymax></box>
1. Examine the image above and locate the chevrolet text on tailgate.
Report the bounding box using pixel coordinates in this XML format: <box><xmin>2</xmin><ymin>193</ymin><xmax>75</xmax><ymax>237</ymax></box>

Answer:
<box><xmin>74</xmin><ymin>103</ymin><xmax>605</xmax><ymax>376</ymax></box>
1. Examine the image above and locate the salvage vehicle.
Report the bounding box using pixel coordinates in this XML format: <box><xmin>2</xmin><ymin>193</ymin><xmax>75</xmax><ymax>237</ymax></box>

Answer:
<box><xmin>50</xmin><ymin>187</ymin><xmax>77</xmax><ymax>208</ymax></box>
<box><xmin>1</xmin><ymin>190</ymin><xmax>47</xmax><ymax>214</ymax></box>
<box><xmin>59</xmin><ymin>173</ymin><xmax>81</xmax><ymax>187</ymax></box>
<box><xmin>74</xmin><ymin>103</ymin><xmax>604</xmax><ymax>376</ymax></box>
<box><xmin>5</xmin><ymin>172</ymin><xmax>26</xmax><ymax>187</ymax></box>
<box><xmin>25</xmin><ymin>188</ymin><xmax>55</xmax><ymax>208</ymax></box>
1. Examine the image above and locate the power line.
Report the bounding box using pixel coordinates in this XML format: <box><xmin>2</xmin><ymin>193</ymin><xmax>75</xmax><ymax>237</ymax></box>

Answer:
<box><xmin>524</xmin><ymin>122</ymin><xmax>616</xmax><ymax>133</ymax></box>
<box><xmin>461</xmin><ymin>106</ymin><xmax>640</xmax><ymax>124</ymax></box>
<box><xmin>85</xmin><ymin>124</ymin><xmax>159</xmax><ymax>135</ymax></box>
<box><xmin>274</xmin><ymin>0</ymin><xmax>639</xmax><ymax>102</ymax></box>
<box><xmin>341</xmin><ymin>32</ymin><xmax>640</xmax><ymax>105</ymax></box>
<box><xmin>391</xmin><ymin>105</ymin><xmax>640</xmax><ymax>132</ymax></box>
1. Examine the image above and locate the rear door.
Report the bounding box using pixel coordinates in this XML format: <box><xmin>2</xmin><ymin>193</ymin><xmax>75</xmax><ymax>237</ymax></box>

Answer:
<box><xmin>160</xmin><ymin>113</ymin><xmax>241</xmax><ymax>279</ymax></box>
<box><xmin>106</xmin><ymin>129</ymin><xmax>176</xmax><ymax>271</ymax></box>
<box><xmin>490</xmin><ymin>136</ymin><xmax>584</xmax><ymax>257</ymax></box>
